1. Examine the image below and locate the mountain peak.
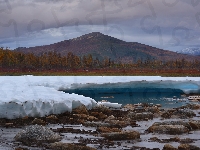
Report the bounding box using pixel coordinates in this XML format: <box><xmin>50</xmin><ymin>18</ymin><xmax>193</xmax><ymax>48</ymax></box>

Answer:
<box><xmin>15</xmin><ymin>32</ymin><xmax>200</xmax><ymax>62</ymax></box>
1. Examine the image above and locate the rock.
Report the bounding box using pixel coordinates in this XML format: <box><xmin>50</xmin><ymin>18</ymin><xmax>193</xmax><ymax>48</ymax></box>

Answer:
<box><xmin>189</xmin><ymin>104</ymin><xmax>200</xmax><ymax>110</ymax></box>
<box><xmin>87</xmin><ymin>116</ymin><xmax>98</xmax><ymax>121</ymax></box>
<box><xmin>51</xmin><ymin>142</ymin><xmax>96</xmax><ymax>150</ymax></box>
<box><xmin>148</xmin><ymin>125</ymin><xmax>189</xmax><ymax>134</ymax></box>
<box><xmin>161</xmin><ymin>111</ymin><xmax>172</xmax><ymax>118</ymax></box>
<box><xmin>189</xmin><ymin>121</ymin><xmax>200</xmax><ymax>130</ymax></box>
<box><xmin>90</xmin><ymin>112</ymin><xmax>107</xmax><ymax>120</ymax></box>
<box><xmin>149</xmin><ymin>137</ymin><xmax>160</xmax><ymax>142</ymax></box>
<box><xmin>150</xmin><ymin>121</ymin><xmax>192</xmax><ymax>130</ymax></box>
<box><xmin>156</xmin><ymin>104</ymin><xmax>162</xmax><ymax>107</ymax></box>
<box><xmin>31</xmin><ymin>118</ymin><xmax>46</xmax><ymax>125</ymax></box>
<box><xmin>178</xmin><ymin>144</ymin><xmax>200</xmax><ymax>150</ymax></box>
<box><xmin>46</xmin><ymin>115</ymin><xmax>59</xmax><ymax>124</ymax></box>
<box><xmin>174</xmin><ymin>109</ymin><xmax>196</xmax><ymax>118</ymax></box>
<box><xmin>123</xmin><ymin>104</ymin><xmax>135</xmax><ymax>110</ymax></box>
<box><xmin>102</xmin><ymin>130</ymin><xmax>140</xmax><ymax>140</ymax></box>
<box><xmin>73</xmin><ymin>114</ymin><xmax>98</xmax><ymax>122</ymax></box>
<box><xmin>97</xmin><ymin>127</ymin><xmax>121</xmax><ymax>133</ymax></box>
<box><xmin>163</xmin><ymin>144</ymin><xmax>177</xmax><ymax>150</ymax></box>
<box><xmin>5</xmin><ymin>122</ymin><xmax>14</xmax><ymax>127</ymax></box>
<box><xmin>90</xmin><ymin>105</ymin><xmax>112</xmax><ymax>116</ymax></box>
<box><xmin>73</xmin><ymin>114</ymin><xmax>88</xmax><ymax>120</ymax></box>
<box><xmin>14</xmin><ymin>125</ymin><xmax>61</xmax><ymax>146</ymax></box>
<box><xmin>46</xmin><ymin>115</ymin><xmax>58</xmax><ymax>120</ymax></box>
<box><xmin>72</xmin><ymin>105</ymin><xmax>89</xmax><ymax>115</ymax></box>
<box><xmin>104</xmin><ymin>115</ymin><xmax>129</xmax><ymax>127</ymax></box>
<box><xmin>179</xmin><ymin>144</ymin><xmax>200</xmax><ymax>150</ymax></box>
<box><xmin>127</xmin><ymin>112</ymin><xmax>153</xmax><ymax>121</ymax></box>
<box><xmin>146</xmin><ymin>107</ymin><xmax>160</xmax><ymax>113</ymax></box>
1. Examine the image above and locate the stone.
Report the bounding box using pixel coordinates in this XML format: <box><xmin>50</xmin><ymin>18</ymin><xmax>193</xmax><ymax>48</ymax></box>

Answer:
<box><xmin>163</xmin><ymin>144</ymin><xmax>177</xmax><ymax>150</ymax></box>
<box><xmin>14</xmin><ymin>125</ymin><xmax>61</xmax><ymax>146</ymax></box>
<box><xmin>178</xmin><ymin>144</ymin><xmax>200</xmax><ymax>150</ymax></box>
<box><xmin>146</xmin><ymin>107</ymin><xmax>160</xmax><ymax>113</ymax></box>
<box><xmin>102</xmin><ymin>131</ymin><xmax>140</xmax><ymax>140</ymax></box>
<box><xmin>46</xmin><ymin>115</ymin><xmax>59</xmax><ymax>124</ymax></box>
<box><xmin>90</xmin><ymin>105</ymin><xmax>112</xmax><ymax>116</ymax></box>
<box><xmin>150</xmin><ymin>121</ymin><xmax>192</xmax><ymax>130</ymax></box>
<box><xmin>5</xmin><ymin>123</ymin><xmax>14</xmax><ymax>127</ymax></box>
<box><xmin>51</xmin><ymin>142</ymin><xmax>96</xmax><ymax>150</ymax></box>
<box><xmin>189</xmin><ymin>121</ymin><xmax>200</xmax><ymax>130</ymax></box>
<box><xmin>127</xmin><ymin>112</ymin><xmax>153</xmax><ymax>120</ymax></box>
<box><xmin>174</xmin><ymin>109</ymin><xmax>196</xmax><ymax>118</ymax></box>
<box><xmin>104</xmin><ymin>115</ymin><xmax>129</xmax><ymax>127</ymax></box>
<box><xmin>123</xmin><ymin>104</ymin><xmax>135</xmax><ymax>110</ymax></box>
<box><xmin>97</xmin><ymin>127</ymin><xmax>121</xmax><ymax>133</ymax></box>
<box><xmin>87</xmin><ymin>115</ymin><xmax>98</xmax><ymax>121</ymax></box>
<box><xmin>31</xmin><ymin>118</ymin><xmax>46</xmax><ymax>125</ymax></box>
<box><xmin>148</xmin><ymin>125</ymin><xmax>189</xmax><ymax>134</ymax></box>
<box><xmin>90</xmin><ymin>112</ymin><xmax>107</xmax><ymax>120</ymax></box>
<box><xmin>178</xmin><ymin>144</ymin><xmax>190</xmax><ymax>150</ymax></box>
<box><xmin>73</xmin><ymin>114</ymin><xmax>88</xmax><ymax>120</ymax></box>
<box><xmin>72</xmin><ymin>105</ymin><xmax>88</xmax><ymax>115</ymax></box>
<box><xmin>161</xmin><ymin>111</ymin><xmax>172</xmax><ymax>118</ymax></box>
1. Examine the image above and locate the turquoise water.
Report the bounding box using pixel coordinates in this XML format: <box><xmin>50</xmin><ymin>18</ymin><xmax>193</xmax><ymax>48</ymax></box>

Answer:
<box><xmin>63</xmin><ymin>85</ymin><xmax>199</xmax><ymax>108</ymax></box>
<box><xmin>62</xmin><ymin>81</ymin><xmax>200</xmax><ymax>108</ymax></box>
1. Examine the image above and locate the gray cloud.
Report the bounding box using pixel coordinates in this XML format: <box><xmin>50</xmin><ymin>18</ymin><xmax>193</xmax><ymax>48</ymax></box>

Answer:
<box><xmin>0</xmin><ymin>0</ymin><xmax>200</xmax><ymax>51</ymax></box>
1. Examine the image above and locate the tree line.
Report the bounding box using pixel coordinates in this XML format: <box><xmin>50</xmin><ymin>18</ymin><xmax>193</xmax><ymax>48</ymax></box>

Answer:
<box><xmin>0</xmin><ymin>47</ymin><xmax>200</xmax><ymax>71</ymax></box>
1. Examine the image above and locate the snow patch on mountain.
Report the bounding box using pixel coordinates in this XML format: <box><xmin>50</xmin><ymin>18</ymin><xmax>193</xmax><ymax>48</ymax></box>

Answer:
<box><xmin>178</xmin><ymin>47</ymin><xmax>200</xmax><ymax>56</ymax></box>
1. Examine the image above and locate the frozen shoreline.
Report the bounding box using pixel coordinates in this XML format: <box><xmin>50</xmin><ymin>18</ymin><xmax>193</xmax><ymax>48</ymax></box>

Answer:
<box><xmin>0</xmin><ymin>76</ymin><xmax>200</xmax><ymax>119</ymax></box>
<box><xmin>0</xmin><ymin>103</ymin><xmax>200</xmax><ymax>150</ymax></box>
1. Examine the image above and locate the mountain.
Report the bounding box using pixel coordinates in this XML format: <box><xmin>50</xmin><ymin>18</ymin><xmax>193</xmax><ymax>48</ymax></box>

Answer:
<box><xmin>15</xmin><ymin>32</ymin><xmax>200</xmax><ymax>63</ymax></box>
<box><xmin>178</xmin><ymin>47</ymin><xmax>200</xmax><ymax>56</ymax></box>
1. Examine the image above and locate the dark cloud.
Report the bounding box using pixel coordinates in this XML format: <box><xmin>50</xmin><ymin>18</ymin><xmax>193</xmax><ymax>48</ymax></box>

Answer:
<box><xmin>0</xmin><ymin>0</ymin><xmax>200</xmax><ymax>51</ymax></box>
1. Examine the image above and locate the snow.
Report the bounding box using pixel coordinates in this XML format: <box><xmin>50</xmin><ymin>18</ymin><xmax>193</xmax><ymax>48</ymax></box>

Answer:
<box><xmin>0</xmin><ymin>76</ymin><xmax>200</xmax><ymax>119</ymax></box>
<box><xmin>178</xmin><ymin>47</ymin><xmax>200</xmax><ymax>56</ymax></box>
<box><xmin>97</xmin><ymin>101</ymin><xmax>122</xmax><ymax>109</ymax></box>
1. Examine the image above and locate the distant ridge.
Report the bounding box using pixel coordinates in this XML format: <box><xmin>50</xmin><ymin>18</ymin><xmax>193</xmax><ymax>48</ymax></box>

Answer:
<box><xmin>15</xmin><ymin>32</ymin><xmax>200</xmax><ymax>63</ymax></box>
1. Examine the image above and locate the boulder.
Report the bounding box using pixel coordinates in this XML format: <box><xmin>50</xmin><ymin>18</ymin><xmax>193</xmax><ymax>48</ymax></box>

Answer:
<box><xmin>90</xmin><ymin>112</ymin><xmax>107</xmax><ymax>120</ymax></box>
<box><xmin>174</xmin><ymin>109</ymin><xmax>196</xmax><ymax>118</ymax></box>
<box><xmin>104</xmin><ymin>115</ymin><xmax>128</xmax><ymax>127</ymax></box>
<box><xmin>72</xmin><ymin>105</ymin><xmax>88</xmax><ymax>115</ymax></box>
<box><xmin>148</xmin><ymin>125</ymin><xmax>189</xmax><ymax>134</ymax></box>
<box><xmin>146</xmin><ymin>107</ymin><xmax>160</xmax><ymax>113</ymax></box>
<box><xmin>90</xmin><ymin>105</ymin><xmax>112</xmax><ymax>116</ymax></box>
<box><xmin>163</xmin><ymin>144</ymin><xmax>177</xmax><ymax>150</ymax></box>
<box><xmin>178</xmin><ymin>144</ymin><xmax>200</xmax><ymax>150</ymax></box>
<box><xmin>46</xmin><ymin>115</ymin><xmax>59</xmax><ymax>124</ymax></box>
<box><xmin>102</xmin><ymin>130</ymin><xmax>140</xmax><ymax>140</ymax></box>
<box><xmin>128</xmin><ymin>112</ymin><xmax>153</xmax><ymax>121</ymax></box>
<box><xmin>189</xmin><ymin>121</ymin><xmax>200</xmax><ymax>130</ymax></box>
<box><xmin>31</xmin><ymin>118</ymin><xmax>46</xmax><ymax>125</ymax></box>
<box><xmin>14</xmin><ymin>125</ymin><xmax>61</xmax><ymax>146</ymax></box>
<box><xmin>123</xmin><ymin>104</ymin><xmax>135</xmax><ymax>110</ymax></box>
<box><xmin>51</xmin><ymin>142</ymin><xmax>96</xmax><ymax>150</ymax></box>
<box><xmin>151</xmin><ymin>121</ymin><xmax>192</xmax><ymax>130</ymax></box>
<box><xmin>97</xmin><ymin>127</ymin><xmax>121</xmax><ymax>133</ymax></box>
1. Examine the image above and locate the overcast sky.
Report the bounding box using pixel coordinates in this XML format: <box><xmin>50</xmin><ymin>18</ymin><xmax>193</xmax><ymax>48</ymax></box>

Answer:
<box><xmin>0</xmin><ymin>0</ymin><xmax>200</xmax><ymax>52</ymax></box>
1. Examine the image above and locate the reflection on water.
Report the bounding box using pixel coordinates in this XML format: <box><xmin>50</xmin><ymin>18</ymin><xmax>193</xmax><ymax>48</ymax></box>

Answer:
<box><xmin>63</xmin><ymin>87</ymin><xmax>191</xmax><ymax>108</ymax></box>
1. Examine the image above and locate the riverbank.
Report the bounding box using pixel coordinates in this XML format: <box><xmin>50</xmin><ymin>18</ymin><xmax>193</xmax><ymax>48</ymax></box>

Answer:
<box><xmin>1</xmin><ymin>68</ymin><xmax>200</xmax><ymax>76</ymax></box>
<box><xmin>1</xmin><ymin>103</ymin><xmax>200</xmax><ymax>150</ymax></box>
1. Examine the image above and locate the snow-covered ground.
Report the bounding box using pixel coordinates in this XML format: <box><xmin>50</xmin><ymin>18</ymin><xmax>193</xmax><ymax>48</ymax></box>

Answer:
<box><xmin>0</xmin><ymin>76</ymin><xmax>200</xmax><ymax>119</ymax></box>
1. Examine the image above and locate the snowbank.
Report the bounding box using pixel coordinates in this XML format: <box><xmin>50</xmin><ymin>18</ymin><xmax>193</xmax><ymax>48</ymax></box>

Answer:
<box><xmin>0</xmin><ymin>79</ymin><xmax>97</xmax><ymax>119</ymax></box>
<box><xmin>0</xmin><ymin>76</ymin><xmax>200</xmax><ymax>119</ymax></box>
